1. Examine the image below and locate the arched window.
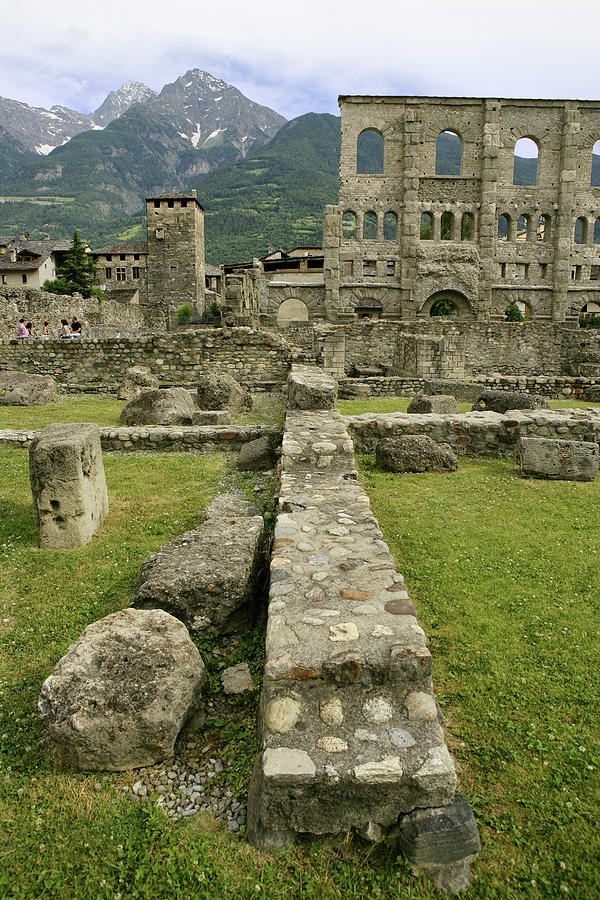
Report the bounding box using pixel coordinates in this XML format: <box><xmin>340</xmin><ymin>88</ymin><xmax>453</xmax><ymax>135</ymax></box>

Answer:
<box><xmin>440</xmin><ymin>211</ymin><xmax>454</xmax><ymax>240</ymax></box>
<box><xmin>574</xmin><ymin>217</ymin><xmax>588</xmax><ymax>244</ymax></box>
<box><xmin>435</xmin><ymin>131</ymin><xmax>461</xmax><ymax>176</ymax></box>
<box><xmin>516</xmin><ymin>214</ymin><xmax>529</xmax><ymax>242</ymax></box>
<box><xmin>430</xmin><ymin>297</ymin><xmax>458</xmax><ymax>317</ymax></box>
<box><xmin>420</xmin><ymin>212</ymin><xmax>433</xmax><ymax>240</ymax></box>
<box><xmin>591</xmin><ymin>140</ymin><xmax>600</xmax><ymax>187</ymax></box>
<box><xmin>383</xmin><ymin>211</ymin><xmax>397</xmax><ymax>240</ymax></box>
<box><xmin>342</xmin><ymin>211</ymin><xmax>357</xmax><ymax>239</ymax></box>
<box><xmin>461</xmin><ymin>212</ymin><xmax>473</xmax><ymax>241</ymax></box>
<box><xmin>537</xmin><ymin>214</ymin><xmax>550</xmax><ymax>242</ymax></box>
<box><xmin>357</xmin><ymin>129</ymin><xmax>384</xmax><ymax>174</ymax></box>
<box><xmin>513</xmin><ymin>137</ymin><xmax>539</xmax><ymax>186</ymax></box>
<box><xmin>594</xmin><ymin>217</ymin><xmax>600</xmax><ymax>245</ymax></box>
<box><xmin>277</xmin><ymin>297</ymin><xmax>309</xmax><ymax>326</ymax></box>
<box><xmin>498</xmin><ymin>214</ymin><xmax>510</xmax><ymax>241</ymax></box>
<box><xmin>363</xmin><ymin>211</ymin><xmax>377</xmax><ymax>240</ymax></box>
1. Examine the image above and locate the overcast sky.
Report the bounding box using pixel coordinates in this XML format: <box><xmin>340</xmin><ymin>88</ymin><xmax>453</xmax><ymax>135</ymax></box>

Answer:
<box><xmin>2</xmin><ymin>0</ymin><xmax>598</xmax><ymax>120</ymax></box>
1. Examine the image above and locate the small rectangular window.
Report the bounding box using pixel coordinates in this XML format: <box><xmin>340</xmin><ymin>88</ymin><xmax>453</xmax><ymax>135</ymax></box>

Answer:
<box><xmin>515</xmin><ymin>263</ymin><xmax>529</xmax><ymax>280</ymax></box>
<box><xmin>590</xmin><ymin>265</ymin><xmax>600</xmax><ymax>281</ymax></box>
<box><xmin>181</xmin><ymin>200</ymin><xmax>187</xmax><ymax>208</ymax></box>
<box><xmin>116</xmin><ymin>267</ymin><xmax>126</xmax><ymax>282</ymax></box>
<box><xmin>167</xmin><ymin>200</ymin><xmax>174</xmax><ymax>208</ymax></box>
<box><xmin>2</xmin><ymin>275</ymin><xmax>6</xmax><ymax>284</ymax></box>
<box><xmin>22</xmin><ymin>273</ymin><xmax>27</xmax><ymax>284</ymax></box>
<box><xmin>362</xmin><ymin>260</ymin><xmax>376</xmax><ymax>277</ymax></box>
<box><xmin>106</xmin><ymin>254</ymin><xmax>112</xmax><ymax>262</ymax></box>
<box><xmin>132</xmin><ymin>267</ymin><xmax>140</xmax><ymax>279</ymax></box>
<box><xmin>154</xmin><ymin>200</ymin><xmax>160</xmax><ymax>208</ymax></box>
<box><xmin>134</xmin><ymin>254</ymin><xmax>139</xmax><ymax>261</ymax></box>
<box><xmin>105</xmin><ymin>267</ymin><xmax>112</xmax><ymax>280</ymax></box>
<box><xmin>170</xmin><ymin>265</ymin><xmax>177</xmax><ymax>279</ymax></box>
<box><xmin>499</xmin><ymin>262</ymin><xmax>506</xmax><ymax>278</ymax></box>
<box><xmin>156</xmin><ymin>228</ymin><xmax>164</xmax><ymax>240</ymax></box>
<box><xmin>571</xmin><ymin>265</ymin><xmax>582</xmax><ymax>281</ymax></box>
<box><xmin>120</xmin><ymin>254</ymin><xmax>126</xmax><ymax>261</ymax></box>
<box><xmin>540</xmin><ymin>263</ymin><xmax>548</xmax><ymax>278</ymax></box>
<box><xmin>386</xmin><ymin>260</ymin><xmax>395</xmax><ymax>276</ymax></box>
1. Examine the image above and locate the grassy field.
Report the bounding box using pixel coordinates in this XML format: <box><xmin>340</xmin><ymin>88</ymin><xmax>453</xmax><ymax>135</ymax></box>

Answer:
<box><xmin>1</xmin><ymin>410</ymin><xmax>599</xmax><ymax>897</ymax></box>
<box><xmin>0</xmin><ymin>394</ymin><xmax>285</xmax><ymax>431</ymax></box>
<box><xmin>338</xmin><ymin>398</ymin><xmax>600</xmax><ymax>416</ymax></box>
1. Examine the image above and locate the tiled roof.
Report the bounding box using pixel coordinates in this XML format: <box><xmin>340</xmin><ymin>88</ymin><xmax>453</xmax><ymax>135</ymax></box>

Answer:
<box><xmin>205</xmin><ymin>264</ymin><xmax>221</xmax><ymax>276</ymax></box>
<box><xmin>93</xmin><ymin>242</ymin><xmax>148</xmax><ymax>255</ymax></box>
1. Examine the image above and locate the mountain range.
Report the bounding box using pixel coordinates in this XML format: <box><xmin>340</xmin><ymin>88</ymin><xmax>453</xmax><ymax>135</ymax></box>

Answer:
<box><xmin>1</xmin><ymin>74</ymin><xmax>597</xmax><ymax>265</ymax></box>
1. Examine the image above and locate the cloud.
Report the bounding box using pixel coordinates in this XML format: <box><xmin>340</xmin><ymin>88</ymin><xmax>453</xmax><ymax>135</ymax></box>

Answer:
<box><xmin>1</xmin><ymin>0</ymin><xmax>598</xmax><ymax>118</ymax></box>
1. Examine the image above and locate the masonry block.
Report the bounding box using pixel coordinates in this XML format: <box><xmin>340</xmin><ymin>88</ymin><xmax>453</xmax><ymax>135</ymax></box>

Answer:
<box><xmin>519</xmin><ymin>436</ymin><xmax>599</xmax><ymax>481</ymax></box>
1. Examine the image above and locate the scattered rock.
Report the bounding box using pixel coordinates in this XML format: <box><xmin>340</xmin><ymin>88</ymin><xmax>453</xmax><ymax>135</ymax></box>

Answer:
<box><xmin>117</xmin><ymin>366</ymin><xmax>159</xmax><ymax>401</ymax></box>
<box><xmin>196</xmin><ymin>372</ymin><xmax>252</xmax><ymax>412</ymax></box>
<box><xmin>120</xmin><ymin>388</ymin><xmax>196</xmax><ymax>426</ymax></box>
<box><xmin>0</xmin><ymin>370</ymin><xmax>56</xmax><ymax>406</ymax></box>
<box><xmin>221</xmin><ymin>663</ymin><xmax>256</xmax><ymax>694</ymax></box>
<box><xmin>191</xmin><ymin>410</ymin><xmax>231</xmax><ymax>426</ymax></box>
<box><xmin>287</xmin><ymin>366</ymin><xmax>337</xmax><ymax>410</ymax></box>
<box><xmin>519</xmin><ymin>436</ymin><xmax>599</xmax><ymax>481</ymax></box>
<box><xmin>38</xmin><ymin>608</ymin><xmax>205</xmax><ymax>771</ymax></box>
<box><xmin>472</xmin><ymin>389</ymin><xmax>549</xmax><ymax>413</ymax></box>
<box><xmin>237</xmin><ymin>435</ymin><xmax>277</xmax><ymax>471</ymax></box>
<box><xmin>376</xmin><ymin>435</ymin><xmax>458</xmax><ymax>473</ymax></box>
<box><xmin>29</xmin><ymin>423</ymin><xmax>108</xmax><ymax>548</ymax></box>
<box><xmin>407</xmin><ymin>393</ymin><xmax>459</xmax><ymax>414</ymax></box>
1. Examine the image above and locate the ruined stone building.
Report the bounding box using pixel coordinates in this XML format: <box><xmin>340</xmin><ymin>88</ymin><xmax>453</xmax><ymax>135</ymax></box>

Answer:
<box><xmin>319</xmin><ymin>96</ymin><xmax>600</xmax><ymax>324</ymax></box>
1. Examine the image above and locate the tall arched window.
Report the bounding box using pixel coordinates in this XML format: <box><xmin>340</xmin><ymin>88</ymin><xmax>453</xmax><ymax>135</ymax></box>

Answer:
<box><xmin>591</xmin><ymin>140</ymin><xmax>600</xmax><ymax>187</ymax></box>
<box><xmin>441</xmin><ymin>211</ymin><xmax>454</xmax><ymax>240</ymax></box>
<box><xmin>516</xmin><ymin>214</ymin><xmax>529</xmax><ymax>242</ymax></box>
<box><xmin>342</xmin><ymin>211</ymin><xmax>357</xmax><ymax>239</ymax></box>
<box><xmin>594</xmin><ymin>218</ymin><xmax>600</xmax><ymax>245</ymax></box>
<box><xmin>574</xmin><ymin>217</ymin><xmax>588</xmax><ymax>244</ymax></box>
<box><xmin>435</xmin><ymin>131</ymin><xmax>461</xmax><ymax>176</ymax></box>
<box><xmin>357</xmin><ymin>129</ymin><xmax>384</xmax><ymax>174</ymax></box>
<box><xmin>537</xmin><ymin>214</ymin><xmax>550</xmax><ymax>242</ymax></box>
<box><xmin>498</xmin><ymin>214</ymin><xmax>510</xmax><ymax>241</ymax></box>
<box><xmin>461</xmin><ymin>212</ymin><xmax>473</xmax><ymax>241</ymax></box>
<box><xmin>513</xmin><ymin>137</ymin><xmax>539</xmax><ymax>186</ymax></box>
<box><xmin>383</xmin><ymin>211</ymin><xmax>397</xmax><ymax>240</ymax></box>
<box><xmin>363</xmin><ymin>211</ymin><xmax>377</xmax><ymax>240</ymax></box>
<box><xmin>420</xmin><ymin>212</ymin><xmax>433</xmax><ymax>240</ymax></box>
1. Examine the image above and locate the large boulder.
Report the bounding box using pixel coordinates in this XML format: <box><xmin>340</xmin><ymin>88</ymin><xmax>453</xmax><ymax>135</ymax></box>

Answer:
<box><xmin>472</xmin><ymin>390</ymin><xmax>549</xmax><ymax>413</ymax></box>
<box><xmin>29</xmin><ymin>423</ymin><xmax>109</xmax><ymax>549</ymax></box>
<box><xmin>117</xmin><ymin>366</ymin><xmax>159</xmax><ymax>401</ymax></box>
<box><xmin>407</xmin><ymin>393</ymin><xmax>459</xmax><ymax>414</ymax></box>
<box><xmin>133</xmin><ymin>494</ymin><xmax>265</xmax><ymax>636</ymax></box>
<box><xmin>287</xmin><ymin>365</ymin><xmax>337</xmax><ymax>410</ymax></box>
<box><xmin>38</xmin><ymin>608</ymin><xmax>205</xmax><ymax>771</ymax></box>
<box><xmin>376</xmin><ymin>435</ymin><xmax>458</xmax><ymax>473</ymax></box>
<box><xmin>196</xmin><ymin>372</ymin><xmax>252</xmax><ymax>412</ymax></box>
<box><xmin>338</xmin><ymin>382</ymin><xmax>372</xmax><ymax>400</ymax></box>
<box><xmin>120</xmin><ymin>388</ymin><xmax>195</xmax><ymax>426</ymax></box>
<box><xmin>237</xmin><ymin>435</ymin><xmax>278</xmax><ymax>471</ymax></box>
<box><xmin>519</xmin><ymin>437</ymin><xmax>599</xmax><ymax>481</ymax></box>
<box><xmin>0</xmin><ymin>370</ymin><xmax>56</xmax><ymax>406</ymax></box>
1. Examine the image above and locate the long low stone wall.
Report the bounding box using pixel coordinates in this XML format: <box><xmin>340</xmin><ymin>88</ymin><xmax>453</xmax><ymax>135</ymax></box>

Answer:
<box><xmin>0</xmin><ymin>424</ymin><xmax>280</xmax><ymax>453</ymax></box>
<box><xmin>338</xmin><ymin>374</ymin><xmax>600</xmax><ymax>401</ymax></box>
<box><xmin>0</xmin><ymin>327</ymin><xmax>292</xmax><ymax>389</ymax></box>
<box><xmin>345</xmin><ymin>409</ymin><xmax>600</xmax><ymax>458</ymax></box>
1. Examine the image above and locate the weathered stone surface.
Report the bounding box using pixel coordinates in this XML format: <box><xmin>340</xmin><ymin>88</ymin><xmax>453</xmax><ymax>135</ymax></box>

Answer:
<box><xmin>203</xmin><ymin>492</ymin><xmax>261</xmax><ymax>521</ymax></box>
<box><xmin>237</xmin><ymin>435</ymin><xmax>277</xmax><ymax>471</ymax></box>
<box><xmin>116</xmin><ymin>366</ymin><xmax>159</xmax><ymax>401</ymax></box>
<box><xmin>376</xmin><ymin>435</ymin><xmax>458</xmax><ymax>473</ymax></box>
<box><xmin>38</xmin><ymin>608</ymin><xmax>205</xmax><ymax>771</ymax></box>
<box><xmin>519</xmin><ymin>436</ymin><xmax>599</xmax><ymax>481</ymax></box>
<box><xmin>265</xmin><ymin>697</ymin><xmax>302</xmax><ymax>733</ymax></box>
<box><xmin>287</xmin><ymin>365</ymin><xmax>337</xmax><ymax>410</ymax></box>
<box><xmin>472</xmin><ymin>390</ymin><xmax>549</xmax><ymax>413</ymax></box>
<box><xmin>196</xmin><ymin>371</ymin><xmax>252</xmax><ymax>412</ymax></box>
<box><xmin>407</xmin><ymin>393</ymin><xmax>459</xmax><ymax>414</ymax></box>
<box><xmin>191</xmin><ymin>409</ymin><xmax>231</xmax><ymax>426</ymax></box>
<box><xmin>221</xmin><ymin>663</ymin><xmax>256</xmax><ymax>694</ymax></box>
<box><xmin>394</xmin><ymin>793</ymin><xmax>481</xmax><ymax>869</ymax></box>
<box><xmin>120</xmin><ymin>388</ymin><xmax>196</xmax><ymax>426</ymax></box>
<box><xmin>132</xmin><ymin>494</ymin><xmax>265</xmax><ymax>636</ymax></box>
<box><xmin>338</xmin><ymin>383</ymin><xmax>372</xmax><ymax>400</ymax></box>
<box><xmin>0</xmin><ymin>370</ymin><xmax>56</xmax><ymax>406</ymax></box>
<box><xmin>29</xmin><ymin>423</ymin><xmax>108</xmax><ymax>548</ymax></box>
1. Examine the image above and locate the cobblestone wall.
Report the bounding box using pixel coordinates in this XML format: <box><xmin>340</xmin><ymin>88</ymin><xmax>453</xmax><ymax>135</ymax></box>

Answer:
<box><xmin>0</xmin><ymin>327</ymin><xmax>292</xmax><ymax>388</ymax></box>
<box><xmin>338</xmin><ymin>374</ymin><xmax>600</xmax><ymax>401</ymax></box>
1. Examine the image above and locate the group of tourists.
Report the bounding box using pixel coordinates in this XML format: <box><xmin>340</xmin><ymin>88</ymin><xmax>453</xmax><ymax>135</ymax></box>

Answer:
<box><xmin>17</xmin><ymin>317</ymin><xmax>83</xmax><ymax>339</ymax></box>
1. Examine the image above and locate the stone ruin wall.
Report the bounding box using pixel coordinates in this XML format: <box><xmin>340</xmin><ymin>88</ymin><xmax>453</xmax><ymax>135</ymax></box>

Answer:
<box><xmin>0</xmin><ymin>285</ymin><xmax>166</xmax><ymax>342</ymax></box>
<box><xmin>323</xmin><ymin>96</ymin><xmax>600</xmax><ymax>324</ymax></box>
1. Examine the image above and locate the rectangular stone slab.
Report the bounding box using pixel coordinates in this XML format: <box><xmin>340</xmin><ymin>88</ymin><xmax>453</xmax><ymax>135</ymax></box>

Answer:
<box><xmin>29</xmin><ymin>423</ymin><xmax>109</xmax><ymax>548</ymax></box>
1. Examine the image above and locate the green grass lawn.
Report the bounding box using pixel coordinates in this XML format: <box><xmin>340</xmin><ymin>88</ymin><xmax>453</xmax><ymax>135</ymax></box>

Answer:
<box><xmin>338</xmin><ymin>397</ymin><xmax>600</xmax><ymax>416</ymax></box>
<box><xmin>1</xmin><ymin>442</ymin><xmax>599</xmax><ymax>898</ymax></box>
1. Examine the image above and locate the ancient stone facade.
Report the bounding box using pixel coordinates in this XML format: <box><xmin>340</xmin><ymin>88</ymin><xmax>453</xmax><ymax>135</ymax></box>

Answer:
<box><xmin>320</xmin><ymin>96</ymin><xmax>600</xmax><ymax>324</ymax></box>
<box><xmin>146</xmin><ymin>191</ymin><xmax>206</xmax><ymax>318</ymax></box>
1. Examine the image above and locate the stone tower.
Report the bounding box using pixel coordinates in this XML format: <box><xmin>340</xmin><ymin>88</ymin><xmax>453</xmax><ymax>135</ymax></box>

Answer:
<box><xmin>146</xmin><ymin>191</ymin><xmax>206</xmax><ymax>315</ymax></box>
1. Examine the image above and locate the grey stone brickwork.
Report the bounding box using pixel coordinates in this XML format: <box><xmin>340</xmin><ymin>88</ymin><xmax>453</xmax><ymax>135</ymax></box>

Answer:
<box><xmin>321</xmin><ymin>96</ymin><xmax>600</xmax><ymax>324</ymax></box>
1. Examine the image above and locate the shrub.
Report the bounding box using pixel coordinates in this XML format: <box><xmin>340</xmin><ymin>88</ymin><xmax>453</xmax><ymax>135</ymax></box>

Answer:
<box><xmin>176</xmin><ymin>302</ymin><xmax>192</xmax><ymax>322</ymax></box>
<box><xmin>505</xmin><ymin>301</ymin><xmax>524</xmax><ymax>322</ymax></box>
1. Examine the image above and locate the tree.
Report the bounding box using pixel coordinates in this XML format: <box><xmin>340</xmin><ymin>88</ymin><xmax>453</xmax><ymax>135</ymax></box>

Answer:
<box><xmin>505</xmin><ymin>301</ymin><xmax>524</xmax><ymax>322</ymax></box>
<box><xmin>43</xmin><ymin>230</ymin><xmax>99</xmax><ymax>298</ymax></box>
<box><xmin>430</xmin><ymin>297</ymin><xmax>456</xmax><ymax>317</ymax></box>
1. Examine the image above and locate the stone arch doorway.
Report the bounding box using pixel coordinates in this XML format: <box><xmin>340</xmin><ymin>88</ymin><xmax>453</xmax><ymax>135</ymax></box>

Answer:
<box><xmin>277</xmin><ymin>297</ymin><xmax>309</xmax><ymax>326</ymax></box>
<box><xmin>420</xmin><ymin>290</ymin><xmax>474</xmax><ymax>320</ymax></box>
